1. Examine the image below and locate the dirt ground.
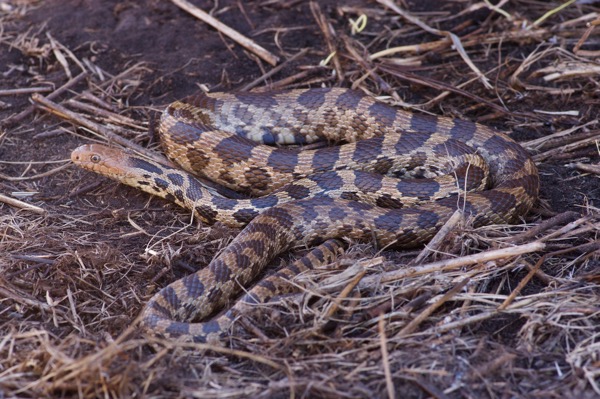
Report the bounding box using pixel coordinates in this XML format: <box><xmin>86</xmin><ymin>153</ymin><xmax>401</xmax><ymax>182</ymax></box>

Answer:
<box><xmin>0</xmin><ymin>0</ymin><xmax>599</xmax><ymax>398</ymax></box>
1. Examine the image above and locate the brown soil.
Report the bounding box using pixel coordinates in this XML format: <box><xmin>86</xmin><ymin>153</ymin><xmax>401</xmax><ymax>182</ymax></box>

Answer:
<box><xmin>1</xmin><ymin>1</ymin><xmax>599</xmax><ymax>398</ymax></box>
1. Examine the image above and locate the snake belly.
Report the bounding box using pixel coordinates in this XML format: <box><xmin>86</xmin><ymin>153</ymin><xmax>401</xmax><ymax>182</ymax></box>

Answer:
<box><xmin>71</xmin><ymin>88</ymin><xmax>539</xmax><ymax>343</ymax></box>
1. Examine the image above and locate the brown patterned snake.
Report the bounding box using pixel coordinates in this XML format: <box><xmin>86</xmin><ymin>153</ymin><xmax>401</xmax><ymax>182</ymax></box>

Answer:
<box><xmin>71</xmin><ymin>88</ymin><xmax>539</xmax><ymax>343</ymax></box>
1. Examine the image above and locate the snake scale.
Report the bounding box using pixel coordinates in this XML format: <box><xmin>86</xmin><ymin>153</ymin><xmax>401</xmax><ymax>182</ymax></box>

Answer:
<box><xmin>71</xmin><ymin>88</ymin><xmax>539</xmax><ymax>343</ymax></box>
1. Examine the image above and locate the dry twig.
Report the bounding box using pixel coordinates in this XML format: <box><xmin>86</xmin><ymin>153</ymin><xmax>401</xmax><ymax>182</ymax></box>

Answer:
<box><xmin>170</xmin><ymin>0</ymin><xmax>279</xmax><ymax>66</ymax></box>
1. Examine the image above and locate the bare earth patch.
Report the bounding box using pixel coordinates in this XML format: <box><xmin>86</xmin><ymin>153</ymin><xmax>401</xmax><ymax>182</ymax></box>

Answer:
<box><xmin>0</xmin><ymin>0</ymin><xmax>599</xmax><ymax>398</ymax></box>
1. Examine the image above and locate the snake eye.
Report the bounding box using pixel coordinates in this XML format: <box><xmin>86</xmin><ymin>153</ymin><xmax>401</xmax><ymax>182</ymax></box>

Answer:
<box><xmin>90</xmin><ymin>154</ymin><xmax>101</xmax><ymax>163</ymax></box>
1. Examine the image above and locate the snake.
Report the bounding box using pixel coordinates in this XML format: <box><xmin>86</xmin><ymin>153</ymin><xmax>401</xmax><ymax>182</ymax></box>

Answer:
<box><xmin>71</xmin><ymin>88</ymin><xmax>539</xmax><ymax>343</ymax></box>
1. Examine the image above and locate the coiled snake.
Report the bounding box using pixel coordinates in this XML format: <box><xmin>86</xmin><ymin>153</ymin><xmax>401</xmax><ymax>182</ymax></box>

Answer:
<box><xmin>71</xmin><ymin>88</ymin><xmax>539</xmax><ymax>343</ymax></box>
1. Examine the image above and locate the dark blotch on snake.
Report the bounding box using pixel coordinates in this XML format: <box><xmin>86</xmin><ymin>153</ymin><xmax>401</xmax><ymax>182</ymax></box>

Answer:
<box><xmin>311</xmin><ymin>247</ymin><xmax>326</xmax><ymax>263</ymax></box>
<box><xmin>167</xmin><ymin>173</ymin><xmax>184</xmax><ymax>186</ymax></box>
<box><xmin>242</xmin><ymin>239</ymin><xmax>266</xmax><ymax>256</ymax></box>
<box><xmin>244</xmin><ymin>167</ymin><xmax>272</xmax><ymax>192</ymax></box>
<box><xmin>297</xmin><ymin>88</ymin><xmax>328</xmax><ymax>109</ymax></box>
<box><xmin>287</xmin><ymin>262</ymin><xmax>301</xmax><ymax>274</ymax></box>
<box><xmin>212</xmin><ymin>135</ymin><xmax>255</xmax><ymax>164</ymax></box>
<box><xmin>284</xmin><ymin>184</ymin><xmax>312</xmax><ymax>200</ymax></box>
<box><xmin>183</xmin><ymin>273</ymin><xmax>204</xmax><ymax>299</ymax></box>
<box><xmin>185</xmin><ymin>178</ymin><xmax>205</xmax><ymax>202</ymax></box>
<box><xmin>300</xmin><ymin>256</ymin><xmax>313</xmax><ymax>269</ymax></box>
<box><xmin>165</xmin><ymin>321</ymin><xmax>190</xmax><ymax>336</ymax></box>
<box><xmin>211</xmin><ymin>260</ymin><xmax>233</xmax><ymax>283</ymax></box>
<box><xmin>367</xmin><ymin>101</ymin><xmax>397</xmax><ymax>127</ymax></box>
<box><xmin>195</xmin><ymin>204</ymin><xmax>218</xmax><ymax>224</ymax></box>
<box><xmin>130</xmin><ymin>157</ymin><xmax>164</xmax><ymax>175</ymax></box>
<box><xmin>232</xmin><ymin>208</ymin><xmax>260</xmax><ymax>224</ymax></box>
<box><xmin>313</xmin><ymin>170</ymin><xmax>343</xmax><ymax>192</ymax></box>
<box><xmin>250</xmin><ymin>195</ymin><xmax>279</xmax><ymax>209</ymax></box>
<box><xmin>165</xmin><ymin>193</ymin><xmax>176</xmax><ymax>203</ymax></box>
<box><xmin>266</xmin><ymin>148</ymin><xmax>299</xmax><ymax>174</ymax></box>
<box><xmin>174</xmin><ymin>189</ymin><xmax>184</xmax><ymax>203</ymax></box>
<box><xmin>416</xmin><ymin>210</ymin><xmax>440</xmax><ymax>230</ymax></box>
<box><xmin>373</xmin><ymin>211</ymin><xmax>404</xmax><ymax>234</ymax></box>
<box><xmin>335</xmin><ymin>89</ymin><xmax>364</xmax><ymax>109</ymax></box>
<box><xmin>153</xmin><ymin>177</ymin><xmax>169</xmax><ymax>191</ymax></box>
<box><xmin>449</xmin><ymin>118</ymin><xmax>477</xmax><ymax>142</ymax></box>
<box><xmin>257</xmin><ymin>279</ymin><xmax>276</xmax><ymax>294</ymax></box>
<box><xmin>328</xmin><ymin>207</ymin><xmax>348</xmax><ymax>221</ymax></box>
<box><xmin>311</xmin><ymin>146</ymin><xmax>340</xmax><ymax>173</ymax></box>
<box><xmin>160</xmin><ymin>286</ymin><xmax>181</xmax><ymax>308</ymax></box>
<box><xmin>201</xmin><ymin>319</ymin><xmax>222</xmax><ymax>334</ymax></box>
<box><xmin>375</xmin><ymin>194</ymin><xmax>404</xmax><ymax>209</ymax></box>
<box><xmin>353</xmin><ymin>170</ymin><xmax>382</xmax><ymax>193</ymax></box>
<box><xmin>410</xmin><ymin>113</ymin><xmax>438</xmax><ymax>134</ymax></box>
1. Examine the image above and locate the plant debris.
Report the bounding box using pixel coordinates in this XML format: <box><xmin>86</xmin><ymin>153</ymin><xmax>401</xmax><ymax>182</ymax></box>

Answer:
<box><xmin>0</xmin><ymin>0</ymin><xmax>599</xmax><ymax>398</ymax></box>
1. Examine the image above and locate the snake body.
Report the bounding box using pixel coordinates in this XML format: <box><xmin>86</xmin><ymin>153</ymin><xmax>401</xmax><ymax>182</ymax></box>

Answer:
<box><xmin>71</xmin><ymin>88</ymin><xmax>539</xmax><ymax>342</ymax></box>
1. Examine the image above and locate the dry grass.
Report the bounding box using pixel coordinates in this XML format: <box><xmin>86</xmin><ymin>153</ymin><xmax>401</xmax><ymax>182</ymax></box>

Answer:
<box><xmin>1</xmin><ymin>0</ymin><xmax>599</xmax><ymax>398</ymax></box>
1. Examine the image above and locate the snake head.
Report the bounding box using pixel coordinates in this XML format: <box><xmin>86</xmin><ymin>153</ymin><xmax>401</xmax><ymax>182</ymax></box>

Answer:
<box><xmin>71</xmin><ymin>143</ymin><xmax>186</xmax><ymax>203</ymax></box>
<box><xmin>71</xmin><ymin>144</ymin><xmax>139</xmax><ymax>180</ymax></box>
